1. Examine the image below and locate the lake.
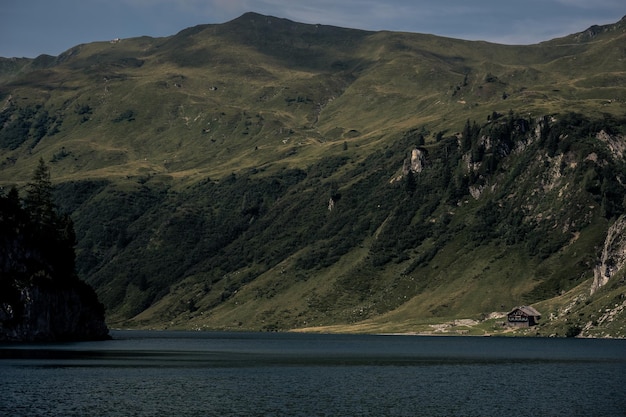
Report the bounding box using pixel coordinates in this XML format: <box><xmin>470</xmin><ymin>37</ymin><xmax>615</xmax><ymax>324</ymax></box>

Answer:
<box><xmin>1</xmin><ymin>331</ymin><xmax>625</xmax><ymax>416</ymax></box>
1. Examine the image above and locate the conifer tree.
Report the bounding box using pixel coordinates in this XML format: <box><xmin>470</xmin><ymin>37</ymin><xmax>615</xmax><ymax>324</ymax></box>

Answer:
<box><xmin>21</xmin><ymin>158</ymin><xmax>76</xmax><ymax>281</ymax></box>
<box><xmin>24</xmin><ymin>157</ymin><xmax>56</xmax><ymax>229</ymax></box>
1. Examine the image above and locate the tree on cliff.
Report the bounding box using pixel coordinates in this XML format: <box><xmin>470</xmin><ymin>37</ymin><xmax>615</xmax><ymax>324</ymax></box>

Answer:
<box><xmin>23</xmin><ymin>158</ymin><xmax>77</xmax><ymax>281</ymax></box>
<box><xmin>24</xmin><ymin>157</ymin><xmax>55</xmax><ymax>228</ymax></box>
<box><xmin>0</xmin><ymin>160</ymin><xmax>109</xmax><ymax>342</ymax></box>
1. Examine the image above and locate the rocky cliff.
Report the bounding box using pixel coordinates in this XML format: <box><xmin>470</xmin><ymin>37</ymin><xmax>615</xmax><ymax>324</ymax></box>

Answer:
<box><xmin>592</xmin><ymin>215</ymin><xmax>626</xmax><ymax>295</ymax></box>
<box><xmin>0</xmin><ymin>280</ymin><xmax>110</xmax><ymax>342</ymax></box>
<box><xmin>0</xmin><ymin>161</ymin><xmax>109</xmax><ymax>342</ymax></box>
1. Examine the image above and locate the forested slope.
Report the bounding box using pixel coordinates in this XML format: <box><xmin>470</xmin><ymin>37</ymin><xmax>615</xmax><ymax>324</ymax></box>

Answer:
<box><xmin>1</xmin><ymin>13</ymin><xmax>625</xmax><ymax>336</ymax></box>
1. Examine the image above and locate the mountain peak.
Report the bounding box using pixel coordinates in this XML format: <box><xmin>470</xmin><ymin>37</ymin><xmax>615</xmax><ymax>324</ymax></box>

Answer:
<box><xmin>226</xmin><ymin>11</ymin><xmax>295</xmax><ymax>28</ymax></box>
<box><xmin>571</xmin><ymin>15</ymin><xmax>626</xmax><ymax>42</ymax></box>
<box><xmin>237</xmin><ymin>11</ymin><xmax>271</xmax><ymax>20</ymax></box>
<box><xmin>224</xmin><ymin>11</ymin><xmax>370</xmax><ymax>35</ymax></box>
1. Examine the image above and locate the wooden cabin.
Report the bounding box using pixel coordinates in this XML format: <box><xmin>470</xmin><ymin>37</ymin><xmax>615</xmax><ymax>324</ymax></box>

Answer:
<box><xmin>507</xmin><ymin>306</ymin><xmax>541</xmax><ymax>327</ymax></box>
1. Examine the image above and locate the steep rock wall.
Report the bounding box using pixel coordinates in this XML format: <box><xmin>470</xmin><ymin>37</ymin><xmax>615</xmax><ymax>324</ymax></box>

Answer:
<box><xmin>0</xmin><ymin>280</ymin><xmax>109</xmax><ymax>342</ymax></box>
<box><xmin>592</xmin><ymin>215</ymin><xmax>626</xmax><ymax>294</ymax></box>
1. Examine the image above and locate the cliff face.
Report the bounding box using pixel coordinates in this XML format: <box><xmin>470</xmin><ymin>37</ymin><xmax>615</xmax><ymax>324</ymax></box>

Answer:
<box><xmin>0</xmin><ymin>280</ymin><xmax>110</xmax><ymax>342</ymax></box>
<box><xmin>0</xmin><ymin>161</ymin><xmax>109</xmax><ymax>342</ymax></box>
<box><xmin>592</xmin><ymin>215</ymin><xmax>626</xmax><ymax>295</ymax></box>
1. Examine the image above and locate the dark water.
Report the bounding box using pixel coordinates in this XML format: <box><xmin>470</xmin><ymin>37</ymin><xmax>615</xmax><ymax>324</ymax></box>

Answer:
<box><xmin>1</xmin><ymin>331</ymin><xmax>625</xmax><ymax>417</ymax></box>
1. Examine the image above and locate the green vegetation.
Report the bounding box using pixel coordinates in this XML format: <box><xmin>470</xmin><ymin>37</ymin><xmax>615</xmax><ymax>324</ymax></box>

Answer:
<box><xmin>0</xmin><ymin>105</ymin><xmax>61</xmax><ymax>150</ymax></box>
<box><xmin>0</xmin><ymin>13</ymin><xmax>625</xmax><ymax>335</ymax></box>
<box><xmin>0</xmin><ymin>160</ymin><xmax>108</xmax><ymax>341</ymax></box>
<box><xmin>0</xmin><ymin>159</ymin><xmax>78</xmax><ymax>283</ymax></box>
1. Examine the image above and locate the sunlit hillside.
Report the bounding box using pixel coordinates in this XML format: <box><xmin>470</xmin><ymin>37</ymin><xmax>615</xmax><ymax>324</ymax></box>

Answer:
<box><xmin>1</xmin><ymin>13</ymin><xmax>625</xmax><ymax>336</ymax></box>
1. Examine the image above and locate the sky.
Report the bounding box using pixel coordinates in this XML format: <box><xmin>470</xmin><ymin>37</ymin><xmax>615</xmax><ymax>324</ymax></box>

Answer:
<box><xmin>1</xmin><ymin>0</ymin><xmax>624</xmax><ymax>58</ymax></box>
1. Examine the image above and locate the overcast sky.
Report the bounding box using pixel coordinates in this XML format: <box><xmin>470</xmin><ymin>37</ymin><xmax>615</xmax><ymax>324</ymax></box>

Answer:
<box><xmin>1</xmin><ymin>0</ymin><xmax>624</xmax><ymax>58</ymax></box>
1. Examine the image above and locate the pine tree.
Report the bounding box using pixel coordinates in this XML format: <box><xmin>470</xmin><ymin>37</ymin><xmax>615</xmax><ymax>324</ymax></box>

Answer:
<box><xmin>24</xmin><ymin>158</ymin><xmax>56</xmax><ymax>229</ymax></box>
<box><xmin>22</xmin><ymin>158</ymin><xmax>77</xmax><ymax>281</ymax></box>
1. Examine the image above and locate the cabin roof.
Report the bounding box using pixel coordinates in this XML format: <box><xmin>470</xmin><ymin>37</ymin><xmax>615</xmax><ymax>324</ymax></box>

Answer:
<box><xmin>507</xmin><ymin>305</ymin><xmax>541</xmax><ymax>317</ymax></box>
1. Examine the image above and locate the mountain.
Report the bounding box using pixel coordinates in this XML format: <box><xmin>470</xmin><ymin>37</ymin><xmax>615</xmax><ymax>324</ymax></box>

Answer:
<box><xmin>1</xmin><ymin>13</ymin><xmax>625</xmax><ymax>337</ymax></box>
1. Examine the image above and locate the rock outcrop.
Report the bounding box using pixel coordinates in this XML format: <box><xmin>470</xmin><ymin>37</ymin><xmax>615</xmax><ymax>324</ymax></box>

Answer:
<box><xmin>591</xmin><ymin>215</ymin><xmax>626</xmax><ymax>294</ymax></box>
<box><xmin>1</xmin><ymin>165</ymin><xmax>110</xmax><ymax>342</ymax></box>
<box><xmin>403</xmin><ymin>148</ymin><xmax>428</xmax><ymax>174</ymax></box>
<box><xmin>596</xmin><ymin>130</ymin><xmax>625</xmax><ymax>160</ymax></box>
<box><xmin>0</xmin><ymin>280</ymin><xmax>110</xmax><ymax>342</ymax></box>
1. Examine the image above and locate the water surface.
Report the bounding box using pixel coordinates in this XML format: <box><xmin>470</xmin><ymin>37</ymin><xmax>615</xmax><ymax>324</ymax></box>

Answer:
<box><xmin>1</xmin><ymin>331</ymin><xmax>625</xmax><ymax>416</ymax></box>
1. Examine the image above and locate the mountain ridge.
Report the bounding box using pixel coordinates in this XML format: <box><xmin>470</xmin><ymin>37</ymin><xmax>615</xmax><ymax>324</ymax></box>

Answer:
<box><xmin>0</xmin><ymin>13</ymin><xmax>625</xmax><ymax>337</ymax></box>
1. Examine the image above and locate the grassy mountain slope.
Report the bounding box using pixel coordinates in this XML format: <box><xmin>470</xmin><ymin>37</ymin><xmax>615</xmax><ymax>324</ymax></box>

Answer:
<box><xmin>1</xmin><ymin>13</ymin><xmax>625</xmax><ymax>336</ymax></box>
